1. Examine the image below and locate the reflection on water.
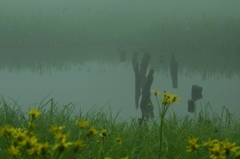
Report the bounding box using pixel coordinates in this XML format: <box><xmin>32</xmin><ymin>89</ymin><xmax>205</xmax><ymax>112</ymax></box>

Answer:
<box><xmin>0</xmin><ymin>62</ymin><xmax>239</xmax><ymax>121</ymax></box>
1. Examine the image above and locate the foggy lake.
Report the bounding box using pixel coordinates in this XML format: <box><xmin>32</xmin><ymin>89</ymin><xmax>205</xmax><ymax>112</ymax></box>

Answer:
<box><xmin>1</xmin><ymin>62</ymin><xmax>239</xmax><ymax>122</ymax></box>
<box><xmin>0</xmin><ymin>0</ymin><xmax>240</xmax><ymax>122</ymax></box>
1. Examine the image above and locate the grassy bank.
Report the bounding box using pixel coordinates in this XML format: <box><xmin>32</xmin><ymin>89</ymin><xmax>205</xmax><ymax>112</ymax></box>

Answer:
<box><xmin>0</xmin><ymin>93</ymin><xmax>240</xmax><ymax>159</ymax></box>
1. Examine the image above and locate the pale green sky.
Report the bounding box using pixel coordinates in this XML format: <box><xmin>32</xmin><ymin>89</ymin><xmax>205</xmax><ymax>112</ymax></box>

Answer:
<box><xmin>1</xmin><ymin>0</ymin><xmax>239</xmax><ymax>19</ymax></box>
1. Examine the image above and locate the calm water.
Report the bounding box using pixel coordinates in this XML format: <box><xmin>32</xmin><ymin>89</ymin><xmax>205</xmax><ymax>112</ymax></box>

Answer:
<box><xmin>1</xmin><ymin>62</ymin><xmax>239</xmax><ymax>122</ymax></box>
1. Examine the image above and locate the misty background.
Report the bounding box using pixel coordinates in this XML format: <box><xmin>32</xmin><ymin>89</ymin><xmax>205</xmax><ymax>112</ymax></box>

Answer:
<box><xmin>0</xmin><ymin>0</ymin><xmax>239</xmax><ymax>121</ymax></box>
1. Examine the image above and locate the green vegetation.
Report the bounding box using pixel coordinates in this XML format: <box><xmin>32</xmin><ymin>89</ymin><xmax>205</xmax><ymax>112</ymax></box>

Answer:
<box><xmin>0</xmin><ymin>91</ymin><xmax>239</xmax><ymax>159</ymax></box>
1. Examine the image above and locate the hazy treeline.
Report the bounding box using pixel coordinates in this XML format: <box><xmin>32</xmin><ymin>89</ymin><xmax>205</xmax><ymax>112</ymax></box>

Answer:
<box><xmin>0</xmin><ymin>0</ymin><xmax>239</xmax><ymax>78</ymax></box>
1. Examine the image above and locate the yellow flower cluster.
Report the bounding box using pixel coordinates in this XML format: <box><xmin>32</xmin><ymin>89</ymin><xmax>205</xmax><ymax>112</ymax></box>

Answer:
<box><xmin>151</xmin><ymin>90</ymin><xmax>180</xmax><ymax>105</ymax></box>
<box><xmin>160</xmin><ymin>90</ymin><xmax>180</xmax><ymax>105</ymax></box>
<box><xmin>0</xmin><ymin>124</ymin><xmax>51</xmax><ymax>158</ymax></box>
<box><xmin>0</xmin><ymin>109</ymin><xmax>97</xmax><ymax>158</ymax></box>
<box><xmin>186</xmin><ymin>137</ymin><xmax>200</xmax><ymax>152</ymax></box>
<box><xmin>0</xmin><ymin>108</ymin><xmax>129</xmax><ymax>159</ymax></box>
<box><xmin>187</xmin><ymin>137</ymin><xmax>240</xmax><ymax>159</ymax></box>
<box><xmin>151</xmin><ymin>89</ymin><xmax>180</xmax><ymax>158</ymax></box>
<box><xmin>28</xmin><ymin>108</ymin><xmax>41</xmax><ymax>120</ymax></box>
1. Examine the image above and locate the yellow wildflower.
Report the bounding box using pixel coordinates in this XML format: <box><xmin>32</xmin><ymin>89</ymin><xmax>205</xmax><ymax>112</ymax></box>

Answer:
<box><xmin>77</xmin><ymin>118</ymin><xmax>89</xmax><ymax>128</ymax></box>
<box><xmin>151</xmin><ymin>90</ymin><xmax>159</xmax><ymax>96</ymax></box>
<box><xmin>87</xmin><ymin>126</ymin><xmax>98</xmax><ymax>136</ymax></box>
<box><xmin>73</xmin><ymin>140</ymin><xmax>87</xmax><ymax>152</ymax></box>
<box><xmin>202</xmin><ymin>138</ymin><xmax>218</xmax><ymax>149</ymax></box>
<box><xmin>53</xmin><ymin>136</ymin><xmax>72</xmax><ymax>152</ymax></box>
<box><xmin>172</xmin><ymin>94</ymin><xmax>180</xmax><ymax>103</ymax></box>
<box><xmin>12</xmin><ymin>130</ymin><xmax>27</xmax><ymax>142</ymax></box>
<box><xmin>121</xmin><ymin>156</ymin><xmax>129</xmax><ymax>159</ymax></box>
<box><xmin>161</xmin><ymin>91</ymin><xmax>180</xmax><ymax>105</ymax></box>
<box><xmin>28</xmin><ymin>143</ymin><xmax>41</xmax><ymax>155</ymax></box>
<box><xmin>186</xmin><ymin>137</ymin><xmax>199</xmax><ymax>152</ymax></box>
<box><xmin>50</xmin><ymin>125</ymin><xmax>65</xmax><ymax>135</ymax></box>
<box><xmin>8</xmin><ymin>145</ymin><xmax>20</xmax><ymax>157</ymax></box>
<box><xmin>20</xmin><ymin>135</ymin><xmax>38</xmax><ymax>149</ymax></box>
<box><xmin>0</xmin><ymin>125</ymin><xmax>14</xmax><ymax>137</ymax></box>
<box><xmin>99</xmin><ymin>129</ymin><xmax>107</xmax><ymax>138</ymax></box>
<box><xmin>28</xmin><ymin>108</ymin><xmax>41</xmax><ymax>119</ymax></box>
<box><xmin>117</xmin><ymin>136</ymin><xmax>123</xmax><ymax>145</ymax></box>
<box><xmin>209</xmin><ymin>144</ymin><xmax>225</xmax><ymax>159</ymax></box>
<box><xmin>54</xmin><ymin>132</ymin><xmax>69</xmax><ymax>142</ymax></box>
<box><xmin>39</xmin><ymin>142</ymin><xmax>51</xmax><ymax>156</ymax></box>
<box><xmin>222</xmin><ymin>139</ymin><xmax>239</xmax><ymax>156</ymax></box>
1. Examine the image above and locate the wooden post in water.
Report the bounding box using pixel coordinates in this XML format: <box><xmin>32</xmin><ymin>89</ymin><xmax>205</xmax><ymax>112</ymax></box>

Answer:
<box><xmin>188</xmin><ymin>99</ymin><xmax>195</xmax><ymax>113</ymax></box>
<box><xmin>188</xmin><ymin>85</ymin><xmax>203</xmax><ymax>122</ymax></box>
<box><xmin>192</xmin><ymin>85</ymin><xmax>203</xmax><ymax>101</ymax></box>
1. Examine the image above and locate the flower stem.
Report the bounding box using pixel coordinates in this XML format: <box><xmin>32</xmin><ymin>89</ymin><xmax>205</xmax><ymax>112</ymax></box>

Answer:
<box><xmin>159</xmin><ymin>113</ymin><xmax>165</xmax><ymax>159</ymax></box>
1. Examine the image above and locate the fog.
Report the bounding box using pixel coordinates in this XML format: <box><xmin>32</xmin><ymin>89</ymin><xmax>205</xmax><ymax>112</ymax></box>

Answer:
<box><xmin>2</xmin><ymin>0</ymin><xmax>240</xmax><ymax>18</ymax></box>
<box><xmin>0</xmin><ymin>0</ymin><xmax>239</xmax><ymax>122</ymax></box>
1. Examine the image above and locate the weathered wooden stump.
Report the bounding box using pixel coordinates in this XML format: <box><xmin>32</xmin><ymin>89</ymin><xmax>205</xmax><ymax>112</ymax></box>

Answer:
<box><xmin>132</xmin><ymin>51</ymin><xmax>154</xmax><ymax>126</ymax></box>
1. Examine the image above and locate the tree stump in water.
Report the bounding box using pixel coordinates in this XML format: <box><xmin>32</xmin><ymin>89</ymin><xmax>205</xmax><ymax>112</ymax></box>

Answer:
<box><xmin>132</xmin><ymin>51</ymin><xmax>155</xmax><ymax>126</ymax></box>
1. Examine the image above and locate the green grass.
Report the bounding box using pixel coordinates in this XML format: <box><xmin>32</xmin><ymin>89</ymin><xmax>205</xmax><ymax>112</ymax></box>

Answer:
<box><xmin>0</xmin><ymin>95</ymin><xmax>240</xmax><ymax>159</ymax></box>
